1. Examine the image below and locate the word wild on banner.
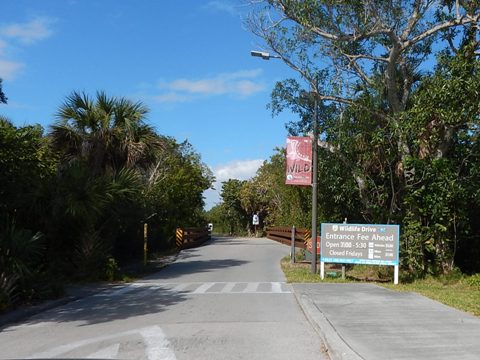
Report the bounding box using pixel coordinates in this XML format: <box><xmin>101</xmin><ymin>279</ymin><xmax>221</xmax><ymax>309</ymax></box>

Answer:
<box><xmin>285</xmin><ymin>136</ymin><xmax>312</xmax><ymax>186</ymax></box>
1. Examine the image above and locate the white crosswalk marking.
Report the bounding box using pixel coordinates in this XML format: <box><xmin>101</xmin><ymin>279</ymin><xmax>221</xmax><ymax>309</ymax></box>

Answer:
<box><xmin>88</xmin><ymin>281</ymin><xmax>291</xmax><ymax>298</ymax></box>
<box><xmin>192</xmin><ymin>282</ymin><xmax>216</xmax><ymax>294</ymax></box>
<box><xmin>271</xmin><ymin>282</ymin><xmax>282</xmax><ymax>293</ymax></box>
<box><xmin>220</xmin><ymin>282</ymin><xmax>236</xmax><ymax>293</ymax></box>
<box><xmin>131</xmin><ymin>281</ymin><xmax>292</xmax><ymax>294</ymax></box>
<box><xmin>244</xmin><ymin>282</ymin><xmax>260</xmax><ymax>292</ymax></box>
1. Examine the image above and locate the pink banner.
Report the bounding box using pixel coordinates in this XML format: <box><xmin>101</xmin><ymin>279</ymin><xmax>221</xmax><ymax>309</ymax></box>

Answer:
<box><xmin>285</xmin><ymin>136</ymin><xmax>312</xmax><ymax>186</ymax></box>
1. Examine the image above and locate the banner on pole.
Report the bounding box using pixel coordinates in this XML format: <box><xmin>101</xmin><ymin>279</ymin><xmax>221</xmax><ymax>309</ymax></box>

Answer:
<box><xmin>285</xmin><ymin>136</ymin><xmax>312</xmax><ymax>186</ymax></box>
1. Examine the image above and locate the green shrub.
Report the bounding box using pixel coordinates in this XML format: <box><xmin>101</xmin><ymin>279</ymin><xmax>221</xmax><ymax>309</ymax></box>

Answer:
<box><xmin>0</xmin><ymin>273</ymin><xmax>17</xmax><ymax>312</ymax></box>
<box><xmin>105</xmin><ymin>257</ymin><xmax>119</xmax><ymax>282</ymax></box>
<box><xmin>465</xmin><ymin>274</ymin><xmax>480</xmax><ymax>288</ymax></box>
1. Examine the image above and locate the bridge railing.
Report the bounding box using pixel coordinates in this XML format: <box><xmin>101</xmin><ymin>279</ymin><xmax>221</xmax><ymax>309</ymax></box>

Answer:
<box><xmin>266</xmin><ymin>226</ymin><xmax>310</xmax><ymax>249</ymax></box>
<box><xmin>176</xmin><ymin>227</ymin><xmax>211</xmax><ymax>250</ymax></box>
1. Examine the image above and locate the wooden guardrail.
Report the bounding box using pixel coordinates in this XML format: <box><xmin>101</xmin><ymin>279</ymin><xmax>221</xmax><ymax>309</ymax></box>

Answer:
<box><xmin>266</xmin><ymin>226</ymin><xmax>310</xmax><ymax>249</ymax></box>
<box><xmin>176</xmin><ymin>227</ymin><xmax>211</xmax><ymax>249</ymax></box>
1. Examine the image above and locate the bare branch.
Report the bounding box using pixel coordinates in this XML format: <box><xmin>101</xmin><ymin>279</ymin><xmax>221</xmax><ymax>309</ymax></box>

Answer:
<box><xmin>317</xmin><ymin>139</ymin><xmax>338</xmax><ymax>154</ymax></box>
<box><xmin>401</xmin><ymin>0</ymin><xmax>423</xmax><ymax>41</ymax></box>
<box><xmin>343</xmin><ymin>55</ymin><xmax>374</xmax><ymax>85</ymax></box>
<box><xmin>343</xmin><ymin>53</ymin><xmax>389</xmax><ymax>63</ymax></box>
<box><xmin>275</xmin><ymin>0</ymin><xmax>391</xmax><ymax>43</ymax></box>
<box><xmin>404</xmin><ymin>14</ymin><xmax>480</xmax><ymax>50</ymax></box>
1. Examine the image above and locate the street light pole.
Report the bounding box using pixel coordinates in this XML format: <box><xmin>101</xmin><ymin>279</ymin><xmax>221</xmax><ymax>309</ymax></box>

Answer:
<box><xmin>311</xmin><ymin>92</ymin><xmax>318</xmax><ymax>274</ymax></box>
<box><xmin>251</xmin><ymin>50</ymin><xmax>319</xmax><ymax>274</ymax></box>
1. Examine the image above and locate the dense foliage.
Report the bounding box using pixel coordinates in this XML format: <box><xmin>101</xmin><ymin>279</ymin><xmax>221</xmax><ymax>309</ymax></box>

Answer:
<box><xmin>207</xmin><ymin>0</ymin><xmax>480</xmax><ymax>278</ymax></box>
<box><xmin>0</xmin><ymin>92</ymin><xmax>213</xmax><ymax>311</ymax></box>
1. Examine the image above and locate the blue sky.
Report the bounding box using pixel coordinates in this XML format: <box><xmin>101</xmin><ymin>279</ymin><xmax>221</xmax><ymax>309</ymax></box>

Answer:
<box><xmin>0</xmin><ymin>0</ymin><xmax>296</xmax><ymax>209</ymax></box>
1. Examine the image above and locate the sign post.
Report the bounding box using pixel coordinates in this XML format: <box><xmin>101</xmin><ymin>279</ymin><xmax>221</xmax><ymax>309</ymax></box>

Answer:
<box><xmin>291</xmin><ymin>226</ymin><xmax>296</xmax><ymax>264</ymax></box>
<box><xmin>285</xmin><ymin>135</ymin><xmax>317</xmax><ymax>273</ymax></box>
<box><xmin>320</xmin><ymin>223</ymin><xmax>400</xmax><ymax>284</ymax></box>
<box><xmin>252</xmin><ymin>213</ymin><xmax>259</xmax><ymax>237</ymax></box>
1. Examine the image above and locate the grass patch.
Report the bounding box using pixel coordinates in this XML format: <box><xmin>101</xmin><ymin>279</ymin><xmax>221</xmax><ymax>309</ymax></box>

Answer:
<box><xmin>281</xmin><ymin>257</ymin><xmax>349</xmax><ymax>283</ymax></box>
<box><xmin>281</xmin><ymin>256</ymin><xmax>480</xmax><ymax>316</ymax></box>
<box><xmin>383</xmin><ymin>277</ymin><xmax>480</xmax><ymax>317</ymax></box>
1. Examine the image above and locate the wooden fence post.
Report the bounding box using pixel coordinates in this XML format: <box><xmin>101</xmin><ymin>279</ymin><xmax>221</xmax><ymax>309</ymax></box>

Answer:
<box><xmin>291</xmin><ymin>226</ymin><xmax>296</xmax><ymax>264</ymax></box>
<box><xmin>143</xmin><ymin>223</ymin><xmax>148</xmax><ymax>266</ymax></box>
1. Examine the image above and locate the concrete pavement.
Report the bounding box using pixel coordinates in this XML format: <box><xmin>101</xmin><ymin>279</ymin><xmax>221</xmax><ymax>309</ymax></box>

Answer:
<box><xmin>293</xmin><ymin>283</ymin><xmax>480</xmax><ymax>360</ymax></box>
<box><xmin>0</xmin><ymin>238</ymin><xmax>328</xmax><ymax>359</ymax></box>
<box><xmin>2</xmin><ymin>237</ymin><xmax>480</xmax><ymax>360</ymax></box>
<box><xmin>0</xmin><ymin>282</ymin><xmax>118</xmax><ymax>329</ymax></box>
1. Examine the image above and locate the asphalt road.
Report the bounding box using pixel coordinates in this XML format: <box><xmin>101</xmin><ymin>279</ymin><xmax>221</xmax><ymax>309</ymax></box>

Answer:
<box><xmin>0</xmin><ymin>237</ymin><xmax>329</xmax><ymax>360</ymax></box>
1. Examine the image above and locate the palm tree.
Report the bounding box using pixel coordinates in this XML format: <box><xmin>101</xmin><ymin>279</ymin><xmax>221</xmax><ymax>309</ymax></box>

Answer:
<box><xmin>50</xmin><ymin>91</ymin><xmax>163</xmax><ymax>175</ymax></box>
<box><xmin>48</xmin><ymin>92</ymin><xmax>166</xmax><ymax>276</ymax></box>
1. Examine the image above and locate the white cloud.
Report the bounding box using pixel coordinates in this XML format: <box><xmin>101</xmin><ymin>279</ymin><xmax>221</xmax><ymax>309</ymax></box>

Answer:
<box><xmin>167</xmin><ymin>78</ymin><xmax>227</xmax><ymax>95</ymax></box>
<box><xmin>214</xmin><ymin>159</ymin><xmax>264</xmax><ymax>182</ymax></box>
<box><xmin>0</xmin><ymin>17</ymin><xmax>55</xmax><ymax>81</ymax></box>
<box><xmin>0</xmin><ymin>17</ymin><xmax>54</xmax><ymax>44</ymax></box>
<box><xmin>152</xmin><ymin>92</ymin><xmax>191</xmax><ymax>103</ymax></box>
<box><xmin>0</xmin><ymin>59</ymin><xmax>23</xmax><ymax>80</ymax></box>
<box><xmin>155</xmin><ymin>69</ymin><xmax>265</xmax><ymax>103</ymax></box>
<box><xmin>235</xmin><ymin>80</ymin><xmax>264</xmax><ymax>96</ymax></box>
<box><xmin>203</xmin><ymin>159</ymin><xmax>264</xmax><ymax>210</ymax></box>
<box><xmin>222</xmin><ymin>69</ymin><xmax>263</xmax><ymax>80</ymax></box>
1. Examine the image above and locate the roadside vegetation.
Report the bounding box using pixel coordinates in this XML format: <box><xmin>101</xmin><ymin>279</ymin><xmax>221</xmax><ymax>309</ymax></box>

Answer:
<box><xmin>208</xmin><ymin>2</ymin><xmax>480</xmax><ymax>291</ymax></box>
<box><xmin>0</xmin><ymin>91</ymin><xmax>213</xmax><ymax>312</ymax></box>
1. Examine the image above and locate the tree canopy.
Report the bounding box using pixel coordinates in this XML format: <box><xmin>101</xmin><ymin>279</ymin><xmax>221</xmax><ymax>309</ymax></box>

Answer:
<box><xmin>0</xmin><ymin>92</ymin><xmax>213</xmax><ymax>311</ymax></box>
<box><xmin>240</xmin><ymin>0</ymin><xmax>480</xmax><ymax>276</ymax></box>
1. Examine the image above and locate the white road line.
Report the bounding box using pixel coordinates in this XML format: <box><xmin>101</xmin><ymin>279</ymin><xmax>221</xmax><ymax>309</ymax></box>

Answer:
<box><xmin>99</xmin><ymin>282</ymin><xmax>292</xmax><ymax>295</ymax></box>
<box><xmin>86</xmin><ymin>343</ymin><xmax>120</xmax><ymax>359</ymax></box>
<box><xmin>244</xmin><ymin>282</ymin><xmax>260</xmax><ymax>293</ymax></box>
<box><xmin>141</xmin><ymin>325</ymin><xmax>177</xmax><ymax>360</ymax></box>
<box><xmin>192</xmin><ymin>282</ymin><xmax>216</xmax><ymax>294</ymax></box>
<box><xmin>166</xmin><ymin>282</ymin><xmax>291</xmax><ymax>294</ymax></box>
<box><xmin>220</xmin><ymin>282</ymin><xmax>237</xmax><ymax>293</ymax></box>
<box><xmin>271</xmin><ymin>282</ymin><xmax>282</xmax><ymax>293</ymax></box>
<box><xmin>27</xmin><ymin>325</ymin><xmax>174</xmax><ymax>360</ymax></box>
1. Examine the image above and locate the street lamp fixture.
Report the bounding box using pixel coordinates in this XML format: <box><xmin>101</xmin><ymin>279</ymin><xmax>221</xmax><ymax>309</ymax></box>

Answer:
<box><xmin>250</xmin><ymin>51</ymin><xmax>281</xmax><ymax>60</ymax></box>
<box><xmin>251</xmin><ymin>50</ymin><xmax>319</xmax><ymax>274</ymax></box>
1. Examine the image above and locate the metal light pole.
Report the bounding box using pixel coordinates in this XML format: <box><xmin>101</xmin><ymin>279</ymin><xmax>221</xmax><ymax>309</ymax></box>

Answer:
<box><xmin>251</xmin><ymin>50</ymin><xmax>319</xmax><ymax>274</ymax></box>
<box><xmin>311</xmin><ymin>92</ymin><xmax>318</xmax><ymax>274</ymax></box>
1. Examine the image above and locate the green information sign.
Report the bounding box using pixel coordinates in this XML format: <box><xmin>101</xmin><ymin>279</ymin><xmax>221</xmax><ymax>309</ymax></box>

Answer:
<box><xmin>320</xmin><ymin>223</ymin><xmax>400</xmax><ymax>266</ymax></box>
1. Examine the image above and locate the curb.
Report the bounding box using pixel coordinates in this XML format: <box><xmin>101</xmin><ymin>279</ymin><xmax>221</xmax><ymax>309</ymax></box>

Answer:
<box><xmin>293</xmin><ymin>290</ymin><xmax>363</xmax><ymax>360</ymax></box>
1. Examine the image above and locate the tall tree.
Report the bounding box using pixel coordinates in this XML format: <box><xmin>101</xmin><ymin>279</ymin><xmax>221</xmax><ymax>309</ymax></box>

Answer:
<box><xmin>239</xmin><ymin>150</ymin><xmax>312</xmax><ymax>228</ymax></box>
<box><xmin>220</xmin><ymin>179</ymin><xmax>250</xmax><ymax>235</ymax></box>
<box><xmin>248</xmin><ymin>0</ymin><xmax>480</xmax><ymax>213</ymax></box>
<box><xmin>48</xmin><ymin>92</ymin><xmax>166</xmax><ymax>276</ymax></box>
<box><xmin>51</xmin><ymin>91</ymin><xmax>164</xmax><ymax>175</ymax></box>
<box><xmin>248</xmin><ymin>1</ymin><xmax>480</xmax><ymax>275</ymax></box>
<box><xmin>145</xmin><ymin>139</ymin><xmax>214</xmax><ymax>249</ymax></box>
